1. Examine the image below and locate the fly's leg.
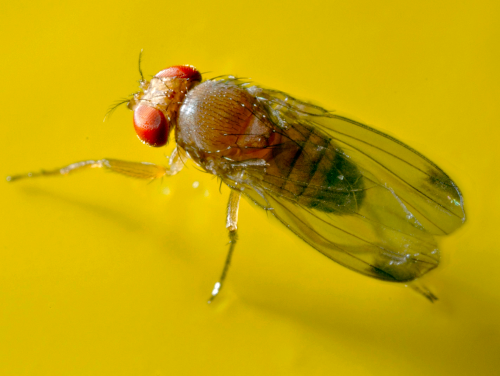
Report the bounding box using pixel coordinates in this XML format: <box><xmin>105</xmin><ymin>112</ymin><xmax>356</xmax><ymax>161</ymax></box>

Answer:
<box><xmin>208</xmin><ymin>189</ymin><xmax>242</xmax><ymax>304</ymax></box>
<box><xmin>407</xmin><ymin>282</ymin><xmax>438</xmax><ymax>303</ymax></box>
<box><xmin>7</xmin><ymin>147</ymin><xmax>186</xmax><ymax>182</ymax></box>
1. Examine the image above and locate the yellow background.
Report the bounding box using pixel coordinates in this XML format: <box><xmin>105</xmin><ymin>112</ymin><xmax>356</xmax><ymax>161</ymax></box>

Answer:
<box><xmin>1</xmin><ymin>1</ymin><xmax>499</xmax><ymax>375</ymax></box>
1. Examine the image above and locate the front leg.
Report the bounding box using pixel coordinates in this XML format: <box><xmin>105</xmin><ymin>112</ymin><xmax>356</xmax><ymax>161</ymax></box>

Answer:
<box><xmin>7</xmin><ymin>147</ymin><xmax>186</xmax><ymax>182</ymax></box>
<box><xmin>208</xmin><ymin>189</ymin><xmax>242</xmax><ymax>304</ymax></box>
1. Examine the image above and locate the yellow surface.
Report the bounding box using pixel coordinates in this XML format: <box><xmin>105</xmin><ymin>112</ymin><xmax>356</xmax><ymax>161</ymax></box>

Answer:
<box><xmin>1</xmin><ymin>1</ymin><xmax>499</xmax><ymax>375</ymax></box>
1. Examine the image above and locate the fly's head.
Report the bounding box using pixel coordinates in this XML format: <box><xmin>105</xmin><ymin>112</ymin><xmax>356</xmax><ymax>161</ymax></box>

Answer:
<box><xmin>128</xmin><ymin>65</ymin><xmax>202</xmax><ymax>147</ymax></box>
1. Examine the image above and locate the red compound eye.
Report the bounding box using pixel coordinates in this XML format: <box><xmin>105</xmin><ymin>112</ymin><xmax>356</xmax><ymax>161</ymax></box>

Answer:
<box><xmin>133</xmin><ymin>104</ymin><xmax>169</xmax><ymax>147</ymax></box>
<box><xmin>155</xmin><ymin>65</ymin><xmax>202</xmax><ymax>82</ymax></box>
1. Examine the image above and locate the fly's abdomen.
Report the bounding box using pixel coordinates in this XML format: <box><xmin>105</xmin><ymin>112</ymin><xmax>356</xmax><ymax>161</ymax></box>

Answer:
<box><xmin>263</xmin><ymin>123</ymin><xmax>365</xmax><ymax>214</ymax></box>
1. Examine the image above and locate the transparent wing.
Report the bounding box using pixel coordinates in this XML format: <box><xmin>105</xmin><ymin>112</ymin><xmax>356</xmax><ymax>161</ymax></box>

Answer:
<box><xmin>250</xmin><ymin>86</ymin><xmax>466</xmax><ymax>235</ymax></box>
<box><xmin>240</xmin><ymin>185</ymin><xmax>439</xmax><ymax>281</ymax></box>
<box><xmin>230</xmin><ymin>86</ymin><xmax>466</xmax><ymax>282</ymax></box>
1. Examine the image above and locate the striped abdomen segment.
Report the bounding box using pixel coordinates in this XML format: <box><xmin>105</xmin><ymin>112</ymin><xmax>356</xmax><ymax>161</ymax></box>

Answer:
<box><xmin>263</xmin><ymin>122</ymin><xmax>365</xmax><ymax>214</ymax></box>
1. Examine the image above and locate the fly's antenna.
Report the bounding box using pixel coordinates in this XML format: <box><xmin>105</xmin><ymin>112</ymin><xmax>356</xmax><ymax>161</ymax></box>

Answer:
<box><xmin>104</xmin><ymin>52</ymin><xmax>146</xmax><ymax>122</ymax></box>
<box><xmin>103</xmin><ymin>98</ymin><xmax>131</xmax><ymax>122</ymax></box>
<box><xmin>138</xmin><ymin>49</ymin><xmax>145</xmax><ymax>83</ymax></box>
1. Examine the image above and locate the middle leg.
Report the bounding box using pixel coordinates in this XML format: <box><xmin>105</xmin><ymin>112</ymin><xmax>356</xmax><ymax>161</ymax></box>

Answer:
<box><xmin>208</xmin><ymin>189</ymin><xmax>242</xmax><ymax>304</ymax></box>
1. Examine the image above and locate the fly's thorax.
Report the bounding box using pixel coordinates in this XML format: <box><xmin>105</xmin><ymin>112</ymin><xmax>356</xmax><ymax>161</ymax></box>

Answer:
<box><xmin>175</xmin><ymin>80</ymin><xmax>281</xmax><ymax>168</ymax></box>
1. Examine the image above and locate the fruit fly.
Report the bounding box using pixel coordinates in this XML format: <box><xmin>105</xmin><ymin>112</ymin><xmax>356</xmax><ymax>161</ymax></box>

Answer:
<box><xmin>8</xmin><ymin>61</ymin><xmax>466</xmax><ymax>303</ymax></box>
